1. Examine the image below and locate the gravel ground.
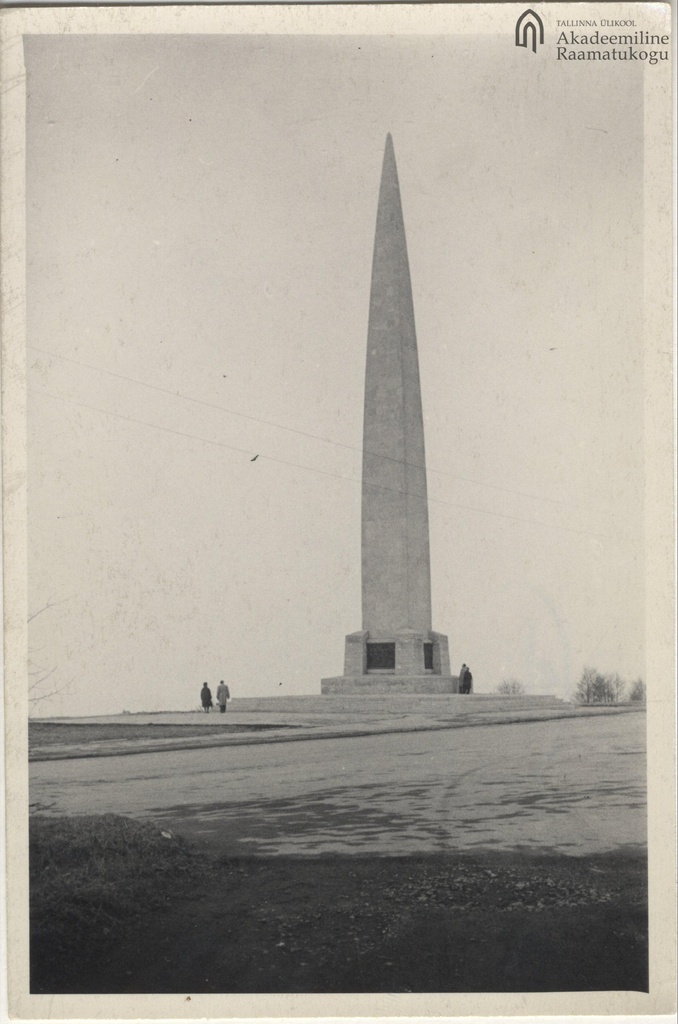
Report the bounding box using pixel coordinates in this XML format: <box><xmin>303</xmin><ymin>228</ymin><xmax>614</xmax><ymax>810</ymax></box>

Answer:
<box><xmin>32</xmin><ymin>846</ymin><xmax>647</xmax><ymax>994</ymax></box>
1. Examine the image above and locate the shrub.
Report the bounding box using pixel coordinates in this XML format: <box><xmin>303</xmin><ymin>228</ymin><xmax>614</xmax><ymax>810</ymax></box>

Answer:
<box><xmin>496</xmin><ymin>678</ymin><xmax>526</xmax><ymax>695</ymax></box>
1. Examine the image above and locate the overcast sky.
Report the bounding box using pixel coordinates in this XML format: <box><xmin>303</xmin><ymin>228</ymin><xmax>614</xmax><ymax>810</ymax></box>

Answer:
<box><xmin>26</xmin><ymin>32</ymin><xmax>645</xmax><ymax>716</ymax></box>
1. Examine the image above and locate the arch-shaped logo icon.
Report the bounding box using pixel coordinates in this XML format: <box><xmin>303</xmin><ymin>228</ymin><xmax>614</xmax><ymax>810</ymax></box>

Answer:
<box><xmin>515</xmin><ymin>9</ymin><xmax>545</xmax><ymax>52</ymax></box>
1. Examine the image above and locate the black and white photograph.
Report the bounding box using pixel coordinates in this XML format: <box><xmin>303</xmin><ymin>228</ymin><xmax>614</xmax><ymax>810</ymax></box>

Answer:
<box><xmin>1</xmin><ymin>2</ymin><xmax>675</xmax><ymax>1017</ymax></box>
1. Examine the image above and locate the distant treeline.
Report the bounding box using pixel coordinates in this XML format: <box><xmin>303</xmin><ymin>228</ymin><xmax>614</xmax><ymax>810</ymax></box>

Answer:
<box><xmin>574</xmin><ymin>667</ymin><xmax>645</xmax><ymax>705</ymax></box>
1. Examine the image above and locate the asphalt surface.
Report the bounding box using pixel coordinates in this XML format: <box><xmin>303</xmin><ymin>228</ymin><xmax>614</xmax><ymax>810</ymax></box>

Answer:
<box><xmin>29</xmin><ymin>712</ymin><xmax>646</xmax><ymax>857</ymax></box>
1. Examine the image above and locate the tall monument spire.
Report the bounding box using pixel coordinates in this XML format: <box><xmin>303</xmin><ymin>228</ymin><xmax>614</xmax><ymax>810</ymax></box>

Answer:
<box><xmin>322</xmin><ymin>135</ymin><xmax>455</xmax><ymax>694</ymax></box>
<box><xmin>362</xmin><ymin>133</ymin><xmax>432</xmax><ymax>635</ymax></box>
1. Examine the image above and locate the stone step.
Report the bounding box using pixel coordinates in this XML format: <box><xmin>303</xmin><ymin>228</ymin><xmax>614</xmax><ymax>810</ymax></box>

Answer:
<box><xmin>229</xmin><ymin>694</ymin><xmax>565</xmax><ymax>715</ymax></box>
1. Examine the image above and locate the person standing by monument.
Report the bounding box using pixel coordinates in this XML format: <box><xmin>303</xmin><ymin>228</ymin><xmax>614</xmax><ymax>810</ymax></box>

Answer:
<box><xmin>200</xmin><ymin>682</ymin><xmax>213</xmax><ymax>713</ymax></box>
<box><xmin>459</xmin><ymin>664</ymin><xmax>472</xmax><ymax>694</ymax></box>
<box><xmin>216</xmin><ymin>680</ymin><xmax>230</xmax><ymax>714</ymax></box>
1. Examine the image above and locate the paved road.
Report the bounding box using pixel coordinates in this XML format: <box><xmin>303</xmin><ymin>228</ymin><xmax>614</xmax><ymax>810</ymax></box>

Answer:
<box><xmin>29</xmin><ymin>713</ymin><xmax>646</xmax><ymax>856</ymax></box>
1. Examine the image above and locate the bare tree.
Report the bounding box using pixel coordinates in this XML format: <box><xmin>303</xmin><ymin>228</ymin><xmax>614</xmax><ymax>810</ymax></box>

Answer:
<box><xmin>575</xmin><ymin>666</ymin><xmax>628</xmax><ymax>705</ymax></box>
<box><xmin>496</xmin><ymin>678</ymin><xmax>526</xmax><ymax>695</ymax></box>
<box><xmin>574</xmin><ymin>665</ymin><xmax>598</xmax><ymax>704</ymax></box>
<box><xmin>607</xmin><ymin>672</ymin><xmax>627</xmax><ymax>703</ymax></box>
<box><xmin>629</xmin><ymin>678</ymin><xmax>646</xmax><ymax>702</ymax></box>
<box><xmin>28</xmin><ymin>597</ymin><xmax>70</xmax><ymax>625</ymax></box>
<box><xmin>28</xmin><ymin>598</ymin><xmax>75</xmax><ymax>712</ymax></box>
<box><xmin>592</xmin><ymin>671</ymin><xmax>613</xmax><ymax>704</ymax></box>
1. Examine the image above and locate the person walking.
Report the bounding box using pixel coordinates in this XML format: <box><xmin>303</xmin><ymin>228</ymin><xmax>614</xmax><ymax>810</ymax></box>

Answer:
<box><xmin>216</xmin><ymin>680</ymin><xmax>230</xmax><ymax>714</ymax></box>
<box><xmin>200</xmin><ymin>682</ymin><xmax>213</xmax><ymax>713</ymax></box>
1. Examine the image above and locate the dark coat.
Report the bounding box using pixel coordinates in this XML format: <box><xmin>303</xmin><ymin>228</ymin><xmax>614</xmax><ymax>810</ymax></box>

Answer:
<box><xmin>200</xmin><ymin>685</ymin><xmax>213</xmax><ymax>707</ymax></box>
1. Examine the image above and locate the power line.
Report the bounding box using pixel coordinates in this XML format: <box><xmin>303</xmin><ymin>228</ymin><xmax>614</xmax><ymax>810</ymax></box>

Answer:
<box><xmin>30</xmin><ymin>386</ymin><xmax>608</xmax><ymax>540</ymax></box>
<box><xmin>28</xmin><ymin>344</ymin><xmax>614</xmax><ymax>520</ymax></box>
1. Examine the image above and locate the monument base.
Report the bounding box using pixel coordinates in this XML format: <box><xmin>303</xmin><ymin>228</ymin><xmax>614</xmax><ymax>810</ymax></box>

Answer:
<box><xmin>321</xmin><ymin>675</ymin><xmax>459</xmax><ymax>695</ymax></box>
<box><xmin>323</xmin><ymin>627</ymin><xmax>455</xmax><ymax>694</ymax></box>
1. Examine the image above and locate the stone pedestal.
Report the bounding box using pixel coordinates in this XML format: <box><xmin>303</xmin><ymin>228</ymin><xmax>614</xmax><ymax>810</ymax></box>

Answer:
<box><xmin>429</xmin><ymin>631</ymin><xmax>451</xmax><ymax>676</ymax></box>
<box><xmin>344</xmin><ymin>631</ymin><xmax>368</xmax><ymax>676</ymax></box>
<box><xmin>321</xmin><ymin>628</ymin><xmax>458</xmax><ymax>695</ymax></box>
<box><xmin>321</xmin><ymin>674</ymin><xmax>458</xmax><ymax>695</ymax></box>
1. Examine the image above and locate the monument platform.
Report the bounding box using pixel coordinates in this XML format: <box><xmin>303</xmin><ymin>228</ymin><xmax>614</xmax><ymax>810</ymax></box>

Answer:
<box><xmin>321</xmin><ymin>675</ymin><xmax>458</xmax><ymax>695</ymax></box>
<box><xmin>30</xmin><ymin>698</ymin><xmax>645</xmax><ymax>763</ymax></box>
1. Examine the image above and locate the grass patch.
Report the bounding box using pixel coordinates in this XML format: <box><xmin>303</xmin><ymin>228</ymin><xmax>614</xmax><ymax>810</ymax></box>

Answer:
<box><xmin>29</xmin><ymin>721</ymin><xmax>285</xmax><ymax>751</ymax></box>
<box><xmin>30</xmin><ymin>814</ymin><xmax>203</xmax><ymax>971</ymax></box>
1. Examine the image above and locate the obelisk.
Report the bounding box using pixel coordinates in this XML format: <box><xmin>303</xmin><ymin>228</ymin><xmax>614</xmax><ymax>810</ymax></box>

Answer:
<box><xmin>322</xmin><ymin>135</ymin><xmax>456</xmax><ymax>694</ymax></box>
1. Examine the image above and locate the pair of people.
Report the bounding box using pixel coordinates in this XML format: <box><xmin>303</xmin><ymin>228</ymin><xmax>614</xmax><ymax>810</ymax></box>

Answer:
<box><xmin>200</xmin><ymin>681</ymin><xmax>230</xmax><ymax>713</ymax></box>
<box><xmin>459</xmin><ymin>663</ymin><xmax>473</xmax><ymax>694</ymax></box>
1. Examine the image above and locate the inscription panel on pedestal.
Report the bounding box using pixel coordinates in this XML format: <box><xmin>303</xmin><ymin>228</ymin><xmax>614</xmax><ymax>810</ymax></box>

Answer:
<box><xmin>366</xmin><ymin>642</ymin><xmax>396</xmax><ymax>671</ymax></box>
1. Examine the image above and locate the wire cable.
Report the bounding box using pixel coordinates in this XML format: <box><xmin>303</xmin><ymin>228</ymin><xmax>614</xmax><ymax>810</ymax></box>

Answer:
<box><xmin>29</xmin><ymin>386</ymin><xmax>609</xmax><ymax>540</ymax></box>
<box><xmin>28</xmin><ymin>344</ymin><xmax>615</xmax><ymax>519</ymax></box>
